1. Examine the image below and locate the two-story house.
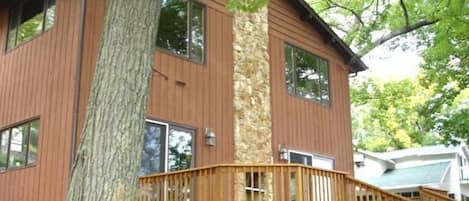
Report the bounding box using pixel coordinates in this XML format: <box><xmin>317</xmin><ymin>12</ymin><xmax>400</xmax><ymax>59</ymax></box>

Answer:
<box><xmin>0</xmin><ymin>0</ymin><xmax>427</xmax><ymax>201</ymax></box>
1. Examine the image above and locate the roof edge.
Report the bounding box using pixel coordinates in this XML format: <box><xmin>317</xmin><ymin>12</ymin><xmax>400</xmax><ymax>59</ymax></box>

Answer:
<box><xmin>291</xmin><ymin>0</ymin><xmax>368</xmax><ymax>73</ymax></box>
<box><xmin>356</xmin><ymin>149</ymin><xmax>396</xmax><ymax>166</ymax></box>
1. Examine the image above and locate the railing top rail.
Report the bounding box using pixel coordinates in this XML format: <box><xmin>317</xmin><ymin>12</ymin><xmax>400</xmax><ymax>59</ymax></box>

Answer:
<box><xmin>420</xmin><ymin>187</ymin><xmax>454</xmax><ymax>201</ymax></box>
<box><xmin>139</xmin><ymin>163</ymin><xmax>349</xmax><ymax>179</ymax></box>
<box><xmin>346</xmin><ymin>175</ymin><xmax>413</xmax><ymax>201</ymax></box>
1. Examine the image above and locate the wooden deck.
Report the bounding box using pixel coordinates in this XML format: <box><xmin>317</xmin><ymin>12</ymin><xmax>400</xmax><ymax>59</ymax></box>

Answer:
<box><xmin>137</xmin><ymin>164</ymin><xmax>419</xmax><ymax>201</ymax></box>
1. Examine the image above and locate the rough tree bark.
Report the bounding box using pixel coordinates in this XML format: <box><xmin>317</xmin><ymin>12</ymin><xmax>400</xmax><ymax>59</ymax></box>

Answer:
<box><xmin>67</xmin><ymin>0</ymin><xmax>160</xmax><ymax>201</ymax></box>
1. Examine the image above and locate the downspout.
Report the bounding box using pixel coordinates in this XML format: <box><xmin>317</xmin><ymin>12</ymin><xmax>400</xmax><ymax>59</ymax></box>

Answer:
<box><xmin>70</xmin><ymin>0</ymin><xmax>86</xmax><ymax>174</ymax></box>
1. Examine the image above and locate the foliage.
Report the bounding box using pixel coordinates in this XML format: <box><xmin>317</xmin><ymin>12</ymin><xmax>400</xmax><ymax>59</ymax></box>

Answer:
<box><xmin>416</xmin><ymin>1</ymin><xmax>469</xmax><ymax>145</ymax></box>
<box><xmin>310</xmin><ymin>0</ymin><xmax>468</xmax><ymax>146</ymax></box>
<box><xmin>0</xmin><ymin>154</ymin><xmax>6</xmax><ymax>168</ymax></box>
<box><xmin>429</xmin><ymin>89</ymin><xmax>469</xmax><ymax>145</ymax></box>
<box><xmin>308</xmin><ymin>0</ymin><xmax>463</xmax><ymax>56</ymax></box>
<box><xmin>227</xmin><ymin>0</ymin><xmax>269</xmax><ymax>12</ymax></box>
<box><xmin>351</xmin><ymin>79</ymin><xmax>436</xmax><ymax>152</ymax></box>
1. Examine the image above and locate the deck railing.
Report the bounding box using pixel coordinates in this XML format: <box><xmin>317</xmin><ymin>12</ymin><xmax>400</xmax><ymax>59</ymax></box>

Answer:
<box><xmin>419</xmin><ymin>187</ymin><xmax>453</xmax><ymax>201</ymax></box>
<box><xmin>137</xmin><ymin>164</ymin><xmax>413</xmax><ymax>201</ymax></box>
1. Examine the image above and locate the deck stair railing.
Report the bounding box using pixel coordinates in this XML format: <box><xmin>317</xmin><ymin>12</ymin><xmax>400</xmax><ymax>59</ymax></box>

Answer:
<box><xmin>419</xmin><ymin>187</ymin><xmax>454</xmax><ymax>201</ymax></box>
<box><xmin>137</xmin><ymin>164</ymin><xmax>418</xmax><ymax>201</ymax></box>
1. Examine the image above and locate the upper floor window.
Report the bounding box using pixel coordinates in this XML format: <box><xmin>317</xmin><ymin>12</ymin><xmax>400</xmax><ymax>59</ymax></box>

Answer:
<box><xmin>6</xmin><ymin>0</ymin><xmax>56</xmax><ymax>51</ymax></box>
<box><xmin>157</xmin><ymin>0</ymin><xmax>205</xmax><ymax>63</ymax></box>
<box><xmin>0</xmin><ymin>119</ymin><xmax>40</xmax><ymax>172</ymax></box>
<box><xmin>285</xmin><ymin>44</ymin><xmax>330</xmax><ymax>104</ymax></box>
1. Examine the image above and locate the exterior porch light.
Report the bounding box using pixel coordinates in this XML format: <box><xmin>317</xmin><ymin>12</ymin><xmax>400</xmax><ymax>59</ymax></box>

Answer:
<box><xmin>279</xmin><ymin>145</ymin><xmax>288</xmax><ymax>160</ymax></box>
<box><xmin>205</xmin><ymin>128</ymin><xmax>216</xmax><ymax>146</ymax></box>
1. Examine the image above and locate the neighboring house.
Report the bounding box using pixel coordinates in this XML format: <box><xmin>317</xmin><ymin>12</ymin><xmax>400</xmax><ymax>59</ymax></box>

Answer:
<box><xmin>354</xmin><ymin>145</ymin><xmax>469</xmax><ymax>201</ymax></box>
<box><xmin>1</xmin><ymin>0</ymin><xmax>424</xmax><ymax>201</ymax></box>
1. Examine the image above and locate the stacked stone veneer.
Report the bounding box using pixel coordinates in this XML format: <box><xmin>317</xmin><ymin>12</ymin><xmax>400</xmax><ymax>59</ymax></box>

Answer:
<box><xmin>233</xmin><ymin>7</ymin><xmax>273</xmax><ymax>201</ymax></box>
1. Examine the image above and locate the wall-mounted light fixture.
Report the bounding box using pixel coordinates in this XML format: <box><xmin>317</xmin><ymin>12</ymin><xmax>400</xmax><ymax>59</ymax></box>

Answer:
<box><xmin>205</xmin><ymin>128</ymin><xmax>216</xmax><ymax>146</ymax></box>
<box><xmin>279</xmin><ymin>144</ymin><xmax>288</xmax><ymax>160</ymax></box>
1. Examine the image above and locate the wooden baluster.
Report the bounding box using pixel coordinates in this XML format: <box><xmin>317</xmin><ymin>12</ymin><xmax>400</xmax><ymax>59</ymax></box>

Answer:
<box><xmin>326</xmin><ymin>172</ymin><xmax>331</xmax><ymax>201</ymax></box>
<box><xmin>200</xmin><ymin>169</ymin><xmax>206</xmax><ymax>201</ymax></box>
<box><xmin>310</xmin><ymin>169</ymin><xmax>316</xmax><ymax>201</ymax></box>
<box><xmin>296</xmin><ymin>166</ymin><xmax>304</xmax><ymax>201</ymax></box>
<box><xmin>216</xmin><ymin>167</ymin><xmax>223</xmax><ymax>201</ymax></box>
<box><xmin>258</xmin><ymin>168</ymin><xmax>263</xmax><ymax>201</ymax></box>
<box><xmin>280</xmin><ymin>166</ymin><xmax>285</xmax><ymax>201</ymax></box>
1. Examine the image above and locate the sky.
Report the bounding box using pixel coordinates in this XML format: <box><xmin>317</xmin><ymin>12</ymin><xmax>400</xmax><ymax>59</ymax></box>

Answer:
<box><xmin>354</xmin><ymin>38</ymin><xmax>423</xmax><ymax>82</ymax></box>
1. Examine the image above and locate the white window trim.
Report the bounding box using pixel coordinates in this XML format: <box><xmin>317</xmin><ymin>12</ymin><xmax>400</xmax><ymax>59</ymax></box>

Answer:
<box><xmin>145</xmin><ymin>119</ymin><xmax>170</xmax><ymax>172</ymax></box>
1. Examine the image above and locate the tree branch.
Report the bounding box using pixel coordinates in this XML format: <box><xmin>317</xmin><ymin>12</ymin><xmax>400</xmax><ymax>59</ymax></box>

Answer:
<box><xmin>318</xmin><ymin>5</ymin><xmax>337</xmax><ymax>13</ymax></box>
<box><xmin>358</xmin><ymin>19</ymin><xmax>439</xmax><ymax>56</ymax></box>
<box><xmin>326</xmin><ymin>0</ymin><xmax>365</xmax><ymax>26</ymax></box>
<box><xmin>363</xmin><ymin>0</ymin><xmax>375</xmax><ymax>11</ymax></box>
<box><xmin>399</xmin><ymin>0</ymin><xmax>410</xmax><ymax>27</ymax></box>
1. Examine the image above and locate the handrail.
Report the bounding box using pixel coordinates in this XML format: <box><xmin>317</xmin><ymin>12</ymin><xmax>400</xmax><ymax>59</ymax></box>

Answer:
<box><xmin>139</xmin><ymin>163</ymin><xmax>349</xmax><ymax>179</ymax></box>
<box><xmin>137</xmin><ymin>163</ymin><xmax>411</xmax><ymax>201</ymax></box>
<box><xmin>420</xmin><ymin>187</ymin><xmax>454</xmax><ymax>201</ymax></box>
<box><xmin>346</xmin><ymin>175</ymin><xmax>412</xmax><ymax>201</ymax></box>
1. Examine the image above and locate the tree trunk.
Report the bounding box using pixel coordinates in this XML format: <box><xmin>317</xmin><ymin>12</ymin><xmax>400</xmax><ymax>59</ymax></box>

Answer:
<box><xmin>67</xmin><ymin>0</ymin><xmax>160</xmax><ymax>201</ymax></box>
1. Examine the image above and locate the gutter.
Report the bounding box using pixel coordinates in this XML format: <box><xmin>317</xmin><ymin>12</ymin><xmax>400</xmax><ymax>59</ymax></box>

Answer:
<box><xmin>70</xmin><ymin>0</ymin><xmax>87</xmax><ymax>174</ymax></box>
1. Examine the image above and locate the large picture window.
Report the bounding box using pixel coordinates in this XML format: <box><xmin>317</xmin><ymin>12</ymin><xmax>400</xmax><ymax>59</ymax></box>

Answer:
<box><xmin>157</xmin><ymin>0</ymin><xmax>205</xmax><ymax>63</ymax></box>
<box><xmin>285</xmin><ymin>44</ymin><xmax>330</xmax><ymax>104</ymax></box>
<box><xmin>0</xmin><ymin>119</ymin><xmax>40</xmax><ymax>172</ymax></box>
<box><xmin>139</xmin><ymin>120</ymin><xmax>194</xmax><ymax>176</ymax></box>
<box><xmin>6</xmin><ymin>0</ymin><xmax>56</xmax><ymax>51</ymax></box>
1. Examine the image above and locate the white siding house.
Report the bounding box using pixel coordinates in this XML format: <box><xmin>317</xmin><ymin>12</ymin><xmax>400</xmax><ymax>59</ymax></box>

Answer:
<box><xmin>354</xmin><ymin>144</ymin><xmax>469</xmax><ymax>201</ymax></box>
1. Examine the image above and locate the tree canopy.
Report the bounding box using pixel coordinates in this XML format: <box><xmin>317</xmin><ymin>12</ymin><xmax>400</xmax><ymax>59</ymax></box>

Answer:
<box><xmin>351</xmin><ymin>79</ymin><xmax>437</xmax><ymax>152</ymax></box>
<box><xmin>309</xmin><ymin>0</ymin><xmax>469</xmax><ymax>148</ymax></box>
<box><xmin>308</xmin><ymin>0</ymin><xmax>465</xmax><ymax>56</ymax></box>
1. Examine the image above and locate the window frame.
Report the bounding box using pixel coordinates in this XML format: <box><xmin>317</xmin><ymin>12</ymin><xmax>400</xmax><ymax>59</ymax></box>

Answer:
<box><xmin>0</xmin><ymin>117</ymin><xmax>40</xmax><ymax>173</ymax></box>
<box><xmin>284</xmin><ymin>43</ymin><xmax>331</xmax><ymax>106</ymax></box>
<box><xmin>287</xmin><ymin>149</ymin><xmax>335</xmax><ymax>170</ymax></box>
<box><xmin>141</xmin><ymin>119</ymin><xmax>196</xmax><ymax>176</ymax></box>
<box><xmin>156</xmin><ymin>0</ymin><xmax>206</xmax><ymax>64</ymax></box>
<box><xmin>5</xmin><ymin>0</ymin><xmax>56</xmax><ymax>52</ymax></box>
<box><xmin>287</xmin><ymin>149</ymin><xmax>313</xmax><ymax>166</ymax></box>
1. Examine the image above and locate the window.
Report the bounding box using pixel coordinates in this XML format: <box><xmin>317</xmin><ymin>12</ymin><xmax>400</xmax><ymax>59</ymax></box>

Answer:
<box><xmin>285</xmin><ymin>44</ymin><xmax>330</xmax><ymax>104</ymax></box>
<box><xmin>0</xmin><ymin>119</ymin><xmax>40</xmax><ymax>172</ymax></box>
<box><xmin>400</xmin><ymin>192</ymin><xmax>412</xmax><ymax>198</ymax></box>
<box><xmin>288</xmin><ymin>150</ymin><xmax>335</xmax><ymax>170</ymax></box>
<box><xmin>462</xmin><ymin>195</ymin><xmax>469</xmax><ymax>201</ymax></box>
<box><xmin>289</xmin><ymin>151</ymin><xmax>313</xmax><ymax>166</ymax></box>
<box><xmin>139</xmin><ymin>120</ymin><xmax>194</xmax><ymax>176</ymax></box>
<box><xmin>157</xmin><ymin>0</ymin><xmax>205</xmax><ymax>63</ymax></box>
<box><xmin>449</xmin><ymin>193</ymin><xmax>455</xmax><ymax>199</ymax></box>
<box><xmin>6</xmin><ymin>0</ymin><xmax>56</xmax><ymax>51</ymax></box>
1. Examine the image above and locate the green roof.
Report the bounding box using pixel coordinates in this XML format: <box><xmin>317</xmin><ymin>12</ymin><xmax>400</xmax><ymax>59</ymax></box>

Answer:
<box><xmin>362</xmin><ymin>162</ymin><xmax>450</xmax><ymax>188</ymax></box>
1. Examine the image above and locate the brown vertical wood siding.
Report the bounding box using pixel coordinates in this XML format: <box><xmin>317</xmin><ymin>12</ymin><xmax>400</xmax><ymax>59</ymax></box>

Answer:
<box><xmin>76</xmin><ymin>0</ymin><xmax>235</xmax><ymax>169</ymax></box>
<box><xmin>0</xmin><ymin>0</ymin><xmax>81</xmax><ymax>200</ymax></box>
<box><xmin>0</xmin><ymin>0</ymin><xmax>356</xmax><ymax>199</ymax></box>
<box><xmin>269</xmin><ymin>0</ymin><xmax>355</xmax><ymax>174</ymax></box>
